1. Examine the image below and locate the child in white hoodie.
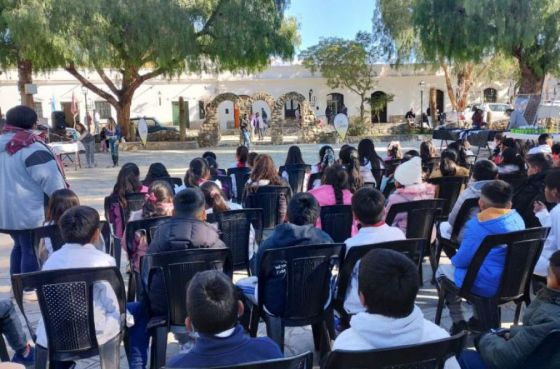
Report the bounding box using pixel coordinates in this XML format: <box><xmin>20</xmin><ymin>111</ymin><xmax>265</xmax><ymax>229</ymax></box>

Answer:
<box><xmin>333</xmin><ymin>248</ymin><xmax>459</xmax><ymax>369</ymax></box>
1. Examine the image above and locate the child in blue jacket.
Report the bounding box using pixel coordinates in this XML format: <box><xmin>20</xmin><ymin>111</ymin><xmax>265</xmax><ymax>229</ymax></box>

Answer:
<box><xmin>436</xmin><ymin>180</ymin><xmax>525</xmax><ymax>334</ymax></box>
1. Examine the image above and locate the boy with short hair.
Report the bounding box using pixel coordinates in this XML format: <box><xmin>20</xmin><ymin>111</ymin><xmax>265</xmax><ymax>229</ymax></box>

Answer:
<box><xmin>459</xmin><ymin>250</ymin><xmax>560</xmax><ymax>369</ymax></box>
<box><xmin>37</xmin><ymin>206</ymin><xmax>120</xmax><ymax>368</ymax></box>
<box><xmin>513</xmin><ymin>153</ymin><xmax>552</xmax><ymax>227</ymax></box>
<box><xmin>333</xmin><ymin>249</ymin><xmax>459</xmax><ymax>369</ymax></box>
<box><xmin>528</xmin><ymin>133</ymin><xmax>553</xmax><ymax>155</ymax></box>
<box><xmin>533</xmin><ymin>169</ymin><xmax>560</xmax><ymax>276</ymax></box>
<box><xmin>437</xmin><ymin>180</ymin><xmax>525</xmax><ymax>334</ymax></box>
<box><xmin>343</xmin><ymin>188</ymin><xmax>405</xmax><ymax>314</ymax></box>
<box><xmin>167</xmin><ymin>271</ymin><xmax>282</xmax><ymax>368</ymax></box>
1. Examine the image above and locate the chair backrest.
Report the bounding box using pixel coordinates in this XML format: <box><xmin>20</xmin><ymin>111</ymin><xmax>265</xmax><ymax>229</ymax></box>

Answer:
<box><xmin>523</xmin><ymin>330</ymin><xmax>560</xmax><ymax>369</ymax></box>
<box><xmin>227</xmin><ymin>167</ymin><xmax>252</xmax><ymax>203</ymax></box>
<box><xmin>384</xmin><ymin>159</ymin><xmax>402</xmax><ymax>176</ymax></box>
<box><xmin>125</xmin><ymin>192</ymin><xmax>147</xmax><ymax>216</ymax></box>
<box><xmin>124</xmin><ymin>217</ymin><xmax>171</xmax><ymax>255</ymax></box>
<box><xmin>243</xmin><ymin>186</ymin><xmax>292</xmax><ymax>230</ymax></box>
<box><xmin>385</xmin><ymin>199</ymin><xmax>445</xmax><ymax>239</ymax></box>
<box><xmin>31</xmin><ymin>224</ymin><xmax>64</xmax><ymax>253</ymax></box>
<box><xmin>307</xmin><ymin>172</ymin><xmax>323</xmax><ymax>191</ymax></box>
<box><xmin>333</xmin><ymin>239</ymin><xmax>427</xmax><ymax>319</ymax></box>
<box><xmin>207</xmin><ymin>209</ymin><xmax>259</xmax><ymax>270</ymax></box>
<box><xmin>320</xmin><ymin>205</ymin><xmax>353</xmax><ymax>243</ymax></box>
<box><xmin>498</xmin><ymin>172</ymin><xmax>528</xmax><ymax>193</ymax></box>
<box><xmin>216</xmin><ymin>175</ymin><xmax>234</xmax><ymax>201</ymax></box>
<box><xmin>99</xmin><ymin>220</ymin><xmax>117</xmax><ymax>264</ymax></box>
<box><xmin>323</xmin><ymin>332</ymin><xmax>466</xmax><ymax>369</ymax></box>
<box><xmin>428</xmin><ymin>176</ymin><xmax>469</xmax><ymax>218</ymax></box>
<box><xmin>143</xmin><ymin>248</ymin><xmax>233</xmax><ymax>327</ymax></box>
<box><xmin>12</xmin><ymin>267</ymin><xmax>125</xmax><ymax>355</ymax></box>
<box><xmin>279</xmin><ymin>164</ymin><xmax>311</xmax><ymax>194</ymax></box>
<box><xmin>461</xmin><ymin>227</ymin><xmax>548</xmax><ymax>301</ymax></box>
<box><xmin>257</xmin><ymin>243</ymin><xmax>344</xmax><ymax>321</ymax></box>
<box><xmin>170</xmin><ymin>351</ymin><xmax>314</xmax><ymax>369</ymax></box>
<box><xmin>371</xmin><ymin>168</ymin><xmax>386</xmax><ymax>189</ymax></box>
<box><xmin>449</xmin><ymin>197</ymin><xmax>480</xmax><ymax>242</ymax></box>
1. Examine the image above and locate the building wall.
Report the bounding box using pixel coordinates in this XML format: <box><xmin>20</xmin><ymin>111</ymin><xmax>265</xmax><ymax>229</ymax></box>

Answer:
<box><xmin>0</xmin><ymin>65</ymin><xmax>514</xmax><ymax>129</ymax></box>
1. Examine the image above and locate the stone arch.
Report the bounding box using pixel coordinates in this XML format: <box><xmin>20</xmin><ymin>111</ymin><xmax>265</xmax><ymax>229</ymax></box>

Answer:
<box><xmin>271</xmin><ymin>91</ymin><xmax>318</xmax><ymax>144</ymax></box>
<box><xmin>198</xmin><ymin>92</ymin><xmax>253</xmax><ymax>147</ymax></box>
<box><xmin>251</xmin><ymin>92</ymin><xmax>275</xmax><ymax>116</ymax></box>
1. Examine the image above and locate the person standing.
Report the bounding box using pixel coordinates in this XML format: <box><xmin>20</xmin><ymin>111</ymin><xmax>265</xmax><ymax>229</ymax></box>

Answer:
<box><xmin>106</xmin><ymin>117</ymin><xmax>121</xmax><ymax>167</ymax></box>
<box><xmin>405</xmin><ymin>108</ymin><xmax>416</xmax><ymax>126</ymax></box>
<box><xmin>240</xmin><ymin>113</ymin><xmax>251</xmax><ymax>150</ymax></box>
<box><xmin>93</xmin><ymin>109</ymin><xmax>101</xmax><ymax>135</ymax></box>
<box><xmin>261</xmin><ymin>108</ymin><xmax>268</xmax><ymax>135</ymax></box>
<box><xmin>76</xmin><ymin>122</ymin><xmax>96</xmax><ymax>168</ymax></box>
<box><xmin>252</xmin><ymin>112</ymin><xmax>263</xmax><ymax>141</ymax></box>
<box><xmin>325</xmin><ymin>105</ymin><xmax>333</xmax><ymax>124</ymax></box>
<box><xmin>0</xmin><ymin>105</ymin><xmax>66</xmax><ymax>275</ymax></box>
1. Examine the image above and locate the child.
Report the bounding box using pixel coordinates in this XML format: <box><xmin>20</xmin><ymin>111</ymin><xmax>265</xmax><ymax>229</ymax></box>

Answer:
<box><xmin>167</xmin><ymin>271</ymin><xmax>282</xmax><ymax>368</ymax></box>
<box><xmin>128</xmin><ymin>181</ymin><xmax>174</xmax><ymax>273</ymax></box>
<box><xmin>333</xmin><ymin>248</ymin><xmax>459</xmax><ymax>369</ymax></box>
<box><xmin>76</xmin><ymin>122</ymin><xmax>95</xmax><ymax>168</ymax></box>
<box><xmin>230</xmin><ymin>146</ymin><xmax>249</xmax><ymax>169</ymax></box>
<box><xmin>100</xmin><ymin>127</ymin><xmax>108</xmax><ymax>153</ymax></box>
<box><xmin>385</xmin><ymin>141</ymin><xmax>403</xmax><ymax>162</ymax></box>
<box><xmin>385</xmin><ymin>157</ymin><xmax>435</xmax><ymax>234</ymax></box>
<box><xmin>533</xmin><ymin>169</ymin><xmax>560</xmax><ymax>277</ymax></box>
<box><xmin>343</xmin><ymin>188</ymin><xmax>405</xmax><ymax>314</ymax></box>
<box><xmin>36</xmin><ymin>206</ymin><xmax>121</xmax><ymax>366</ymax></box>
<box><xmin>0</xmin><ymin>299</ymin><xmax>34</xmax><ymax>365</ymax></box>
<box><xmin>436</xmin><ymin>180</ymin><xmax>525</xmax><ymax>334</ymax></box>
<box><xmin>40</xmin><ymin>189</ymin><xmax>80</xmax><ymax>261</ymax></box>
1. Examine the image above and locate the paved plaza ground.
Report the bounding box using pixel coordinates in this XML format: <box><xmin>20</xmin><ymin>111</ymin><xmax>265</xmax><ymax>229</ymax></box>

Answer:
<box><xmin>0</xmin><ymin>141</ymin><xmax>517</xmax><ymax>368</ymax></box>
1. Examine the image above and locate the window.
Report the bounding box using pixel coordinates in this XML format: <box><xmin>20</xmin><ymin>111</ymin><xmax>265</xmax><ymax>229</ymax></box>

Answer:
<box><xmin>94</xmin><ymin>101</ymin><xmax>112</xmax><ymax>119</ymax></box>
<box><xmin>198</xmin><ymin>101</ymin><xmax>206</xmax><ymax>120</ymax></box>
<box><xmin>34</xmin><ymin>102</ymin><xmax>44</xmax><ymax>118</ymax></box>
<box><xmin>284</xmin><ymin>99</ymin><xmax>299</xmax><ymax>118</ymax></box>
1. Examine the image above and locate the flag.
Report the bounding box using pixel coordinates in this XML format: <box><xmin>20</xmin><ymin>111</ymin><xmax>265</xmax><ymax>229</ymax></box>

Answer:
<box><xmin>51</xmin><ymin>94</ymin><xmax>58</xmax><ymax>112</ymax></box>
<box><xmin>70</xmin><ymin>92</ymin><xmax>78</xmax><ymax>116</ymax></box>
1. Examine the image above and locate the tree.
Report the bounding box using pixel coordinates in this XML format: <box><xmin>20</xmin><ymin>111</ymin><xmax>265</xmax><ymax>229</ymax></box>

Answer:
<box><xmin>300</xmin><ymin>31</ymin><xmax>389</xmax><ymax>123</ymax></box>
<box><xmin>378</xmin><ymin>0</ymin><xmax>518</xmax><ymax>112</ymax></box>
<box><xmin>368</xmin><ymin>92</ymin><xmax>394</xmax><ymax>123</ymax></box>
<box><xmin>379</xmin><ymin>0</ymin><xmax>560</xmax><ymax>95</ymax></box>
<box><xmin>35</xmin><ymin>0</ymin><xmax>298</xmax><ymax>139</ymax></box>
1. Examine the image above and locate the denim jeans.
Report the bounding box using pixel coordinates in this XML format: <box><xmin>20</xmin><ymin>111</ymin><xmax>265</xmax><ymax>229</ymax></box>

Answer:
<box><xmin>242</xmin><ymin>131</ymin><xmax>251</xmax><ymax>150</ymax></box>
<box><xmin>126</xmin><ymin>301</ymin><xmax>150</xmax><ymax>369</ymax></box>
<box><xmin>84</xmin><ymin>140</ymin><xmax>95</xmax><ymax>167</ymax></box>
<box><xmin>0</xmin><ymin>300</ymin><xmax>27</xmax><ymax>352</ymax></box>
<box><xmin>109</xmin><ymin>138</ymin><xmax>119</xmax><ymax>166</ymax></box>
<box><xmin>458</xmin><ymin>350</ymin><xmax>488</xmax><ymax>369</ymax></box>
<box><xmin>8</xmin><ymin>230</ymin><xmax>39</xmax><ymax>275</ymax></box>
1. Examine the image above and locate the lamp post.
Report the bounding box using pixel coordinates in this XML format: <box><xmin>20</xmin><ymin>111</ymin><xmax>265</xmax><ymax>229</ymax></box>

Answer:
<box><xmin>419</xmin><ymin>81</ymin><xmax>426</xmax><ymax>133</ymax></box>
<box><xmin>81</xmin><ymin>85</ymin><xmax>89</xmax><ymax>129</ymax></box>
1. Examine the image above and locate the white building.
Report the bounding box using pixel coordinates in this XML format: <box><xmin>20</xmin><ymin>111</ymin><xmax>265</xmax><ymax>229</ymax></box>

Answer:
<box><xmin>0</xmin><ymin>64</ymin><xmax>516</xmax><ymax>129</ymax></box>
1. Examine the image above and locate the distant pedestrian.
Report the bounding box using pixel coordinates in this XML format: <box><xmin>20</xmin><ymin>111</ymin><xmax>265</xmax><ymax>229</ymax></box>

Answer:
<box><xmin>240</xmin><ymin>114</ymin><xmax>251</xmax><ymax>149</ymax></box>
<box><xmin>106</xmin><ymin>117</ymin><xmax>121</xmax><ymax>167</ymax></box>
<box><xmin>252</xmin><ymin>112</ymin><xmax>263</xmax><ymax>140</ymax></box>
<box><xmin>76</xmin><ymin>122</ymin><xmax>96</xmax><ymax>168</ymax></box>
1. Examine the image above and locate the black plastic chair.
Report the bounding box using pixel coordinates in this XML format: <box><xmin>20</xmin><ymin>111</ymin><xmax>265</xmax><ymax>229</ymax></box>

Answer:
<box><xmin>307</xmin><ymin>172</ymin><xmax>323</xmax><ymax>191</ymax></box>
<box><xmin>249</xmin><ymin>243</ymin><xmax>344</xmax><ymax>356</ymax></box>
<box><xmin>371</xmin><ymin>167</ymin><xmax>386</xmax><ymax>190</ymax></box>
<box><xmin>435</xmin><ymin>227</ymin><xmax>548</xmax><ymax>331</ymax></box>
<box><xmin>123</xmin><ymin>217</ymin><xmax>171</xmax><ymax>301</ymax></box>
<box><xmin>499</xmin><ymin>172</ymin><xmax>529</xmax><ymax>194</ymax></box>
<box><xmin>428</xmin><ymin>176</ymin><xmax>469</xmax><ymax>220</ymax></box>
<box><xmin>168</xmin><ymin>351</ymin><xmax>314</xmax><ymax>369</ymax></box>
<box><xmin>333</xmin><ymin>239</ymin><xmax>427</xmax><ymax>328</ymax></box>
<box><xmin>216</xmin><ymin>175</ymin><xmax>234</xmax><ymax>201</ymax></box>
<box><xmin>243</xmin><ymin>186</ymin><xmax>292</xmax><ymax>230</ymax></box>
<box><xmin>31</xmin><ymin>224</ymin><xmax>64</xmax><ymax>255</ymax></box>
<box><xmin>279</xmin><ymin>164</ymin><xmax>311</xmax><ymax>194</ymax></box>
<box><xmin>384</xmin><ymin>159</ymin><xmax>402</xmax><ymax>176</ymax></box>
<box><xmin>227</xmin><ymin>167</ymin><xmax>252</xmax><ymax>204</ymax></box>
<box><xmin>11</xmin><ymin>267</ymin><xmax>126</xmax><ymax>369</ymax></box>
<box><xmin>207</xmin><ymin>209</ymin><xmax>262</xmax><ymax>274</ymax></box>
<box><xmin>0</xmin><ymin>335</ymin><xmax>9</xmax><ymax>361</ymax></box>
<box><xmin>143</xmin><ymin>248</ymin><xmax>233</xmax><ymax>369</ymax></box>
<box><xmin>323</xmin><ymin>331</ymin><xmax>466</xmax><ymax>369</ymax></box>
<box><xmin>386</xmin><ymin>199</ymin><xmax>445</xmax><ymax>283</ymax></box>
<box><xmin>433</xmin><ymin>197</ymin><xmax>480</xmax><ymax>274</ymax></box>
<box><xmin>521</xmin><ymin>329</ymin><xmax>560</xmax><ymax>369</ymax></box>
<box><xmin>320</xmin><ymin>205</ymin><xmax>353</xmax><ymax>243</ymax></box>
<box><xmin>125</xmin><ymin>193</ymin><xmax>147</xmax><ymax>218</ymax></box>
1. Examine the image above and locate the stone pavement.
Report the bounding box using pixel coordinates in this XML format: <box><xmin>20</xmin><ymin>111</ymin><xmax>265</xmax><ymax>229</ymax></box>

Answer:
<box><xmin>0</xmin><ymin>142</ymin><xmax>518</xmax><ymax>368</ymax></box>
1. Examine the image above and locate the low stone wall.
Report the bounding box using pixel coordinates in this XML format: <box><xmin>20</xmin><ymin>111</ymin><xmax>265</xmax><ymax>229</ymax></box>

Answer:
<box><xmin>120</xmin><ymin>141</ymin><xmax>199</xmax><ymax>151</ymax></box>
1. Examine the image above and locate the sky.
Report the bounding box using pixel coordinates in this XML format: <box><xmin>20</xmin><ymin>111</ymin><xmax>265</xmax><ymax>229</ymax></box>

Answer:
<box><xmin>285</xmin><ymin>0</ymin><xmax>376</xmax><ymax>52</ymax></box>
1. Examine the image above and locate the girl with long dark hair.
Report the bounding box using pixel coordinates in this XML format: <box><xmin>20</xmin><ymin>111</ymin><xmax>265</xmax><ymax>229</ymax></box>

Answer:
<box><xmin>143</xmin><ymin>163</ymin><xmax>170</xmax><ymax>186</ymax></box>
<box><xmin>339</xmin><ymin>146</ymin><xmax>364</xmax><ymax>193</ymax></box>
<box><xmin>358</xmin><ymin>138</ymin><xmax>384</xmax><ymax>185</ymax></box>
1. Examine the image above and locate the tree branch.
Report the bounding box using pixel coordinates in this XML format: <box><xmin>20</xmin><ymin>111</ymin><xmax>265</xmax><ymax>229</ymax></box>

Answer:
<box><xmin>196</xmin><ymin>0</ymin><xmax>225</xmax><ymax>38</ymax></box>
<box><xmin>95</xmin><ymin>67</ymin><xmax>120</xmax><ymax>95</ymax></box>
<box><xmin>65</xmin><ymin>64</ymin><xmax>119</xmax><ymax>107</ymax></box>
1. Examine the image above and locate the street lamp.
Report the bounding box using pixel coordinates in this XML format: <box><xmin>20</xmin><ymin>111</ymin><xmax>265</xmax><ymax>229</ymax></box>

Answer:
<box><xmin>419</xmin><ymin>81</ymin><xmax>426</xmax><ymax>133</ymax></box>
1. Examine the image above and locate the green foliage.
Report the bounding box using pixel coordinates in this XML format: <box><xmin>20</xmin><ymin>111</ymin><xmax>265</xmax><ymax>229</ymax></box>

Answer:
<box><xmin>368</xmin><ymin>92</ymin><xmax>394</xmax><ymax>123</ymax></box>
<box><xmin>347</xmin><ymin>116</ymin><xmax>369</xmax><ymax>137</ymax></box>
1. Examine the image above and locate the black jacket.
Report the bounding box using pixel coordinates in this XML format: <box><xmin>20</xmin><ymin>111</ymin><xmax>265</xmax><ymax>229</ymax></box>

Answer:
<box><xmin>145</xmin><ymin>216</ymin><xmax>226</xmax><ymax>315</ymax></box>
<box><xmin>512</xmin><ymin>172</ymin><xmax>548</xmax><ymax>228</ymax></box>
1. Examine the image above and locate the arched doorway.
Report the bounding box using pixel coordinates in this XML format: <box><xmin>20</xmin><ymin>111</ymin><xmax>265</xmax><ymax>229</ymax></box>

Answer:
<box><xmin>371</xmin><ymin>91</ymin><xmax>388</xmax><ymax>123</ymax></box>
<box><xmin>217</xmin><ymin>101</ymin><xmax>235</xmax><ymax>130</ymax></box>
<box><xmin>326</xmin><ymin>93</ymin><xmax>344</xmax><ymax>116</ymax></box>
<box><xmin>484</xmin><ymin>88</ymin><xmax>498</xmax><ymax>103</ymax></box>
<box><xmin>436</xmin><ymin>89</ymin><xmax>445</xmax><ymax>114</ymax></box>
<box><xmin>271</xmin><ymin>91</ymin><xmax>317</xmax><ymax>144</ymax></box>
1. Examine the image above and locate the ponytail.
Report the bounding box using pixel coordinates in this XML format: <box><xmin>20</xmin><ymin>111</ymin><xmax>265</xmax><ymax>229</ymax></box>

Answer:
<box><xmin>201</xmin><ymin>181</ymin><xmax>230</xmax><ymax>214</ymax></box>
<box><xmin>339</xmin><ymin>147</ymin><xmax>363</xmax><ymax>193</ymax></box>
<box><xmin>323</xmin><ymin>164</ymin><xmax>349</xmax><ymax>205</ymax></box>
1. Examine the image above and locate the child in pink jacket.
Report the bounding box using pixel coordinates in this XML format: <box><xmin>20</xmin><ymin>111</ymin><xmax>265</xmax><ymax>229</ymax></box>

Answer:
<box><xmin>385</xmin><ymin>157</ymin><xmax>435</xmax><ymax>235</ymax></box>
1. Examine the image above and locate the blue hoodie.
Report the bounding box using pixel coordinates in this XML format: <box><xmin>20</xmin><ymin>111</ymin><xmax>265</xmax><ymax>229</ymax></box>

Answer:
<box><xmin>167</xmin><ymin>324</ymin><xmax>282</xmax><ymax>368</ymax></box>
<box><xmin>452</xmin><ymin>208</ymin><xmax>525</xmax><ymax>297</ymax></box>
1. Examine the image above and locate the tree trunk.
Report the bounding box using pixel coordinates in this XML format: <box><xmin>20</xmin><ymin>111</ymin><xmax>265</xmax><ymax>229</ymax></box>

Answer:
<box><xmin>518</xmin><ymin>60</ymin><xmax>545</xmax><ymax>94</ymax></box>
<box><xmin>116</xmin><ymin>98</ymin><xmax>132</xmax><ymax>140</ymax></box>
<box><xmin>17</xmin><ymin>59</ymin><xmax>34</xmax><ymax>108</ymax></box>
<box><xmin>359</xmin><ymin>95</ymin><xmax>365</xmax><ymax>123</ymax></box>
<box><xmin>179</xmin><ymin>96</ymin><xmax>186</xmax><ymax>141</ymax></box>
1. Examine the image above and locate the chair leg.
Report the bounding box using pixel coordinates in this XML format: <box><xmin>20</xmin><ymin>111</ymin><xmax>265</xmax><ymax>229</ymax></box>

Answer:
<box><xmin>513</xmin><ymin>302</ymin><xmax>523</xmax><ymax>326</ymax></box>
<box><xmin>149</xmin><ymin>327</ymin><xmax>168</xmax><ymax>369</ymax></box>
<box><xmin>99</xmin><ymin>335</ymin><xmax>121</xmax><ymax>369</ymax></box>
<box><xmin>0</xmin><ymin>334</ymin><xmax>9</xmax><ymax>362</ymax></box>
<box><xmin>35</xmin><ymin>345</ymin><xmax>49</xmax><ymax>369</ymax></box>
<box><xmin>127</xmin><ymin>271</ymin><xmax>136</xmax><ymax>302</ymax></box>
<box><xmin>248</xmin><ymin>305</ymin><xmax>260</xmax><ymax>338</ymax></box>
<box><xmin>312</xmin><ymin>323</ymin><xmax>322</xmax><ymax>352</ymax></box>
<box><xmin>265</xmin><ymin>316</ymin><xmax>285</xmax><ymax>353</ymax></box>
<box><xmin>435</xmin><ymin>286</ymin><xmax>446</xmax><ymax>326</ymax></box>
<box><xmin>474</xmin><ymin>299</ymin><xmax>500</xmax><ymax>331</ymax></box>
